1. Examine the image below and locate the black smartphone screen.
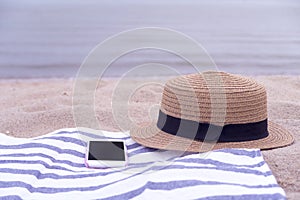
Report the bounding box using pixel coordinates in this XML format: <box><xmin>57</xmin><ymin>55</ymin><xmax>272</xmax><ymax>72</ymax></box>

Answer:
<box><xmin>88</xmin><ymin>141</ymin><xmax>125</xmax><ymax>161</ymax></box>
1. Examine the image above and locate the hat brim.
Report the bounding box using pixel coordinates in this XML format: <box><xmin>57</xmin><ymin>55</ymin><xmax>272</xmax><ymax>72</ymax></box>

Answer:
<box><xmin>130</xmin><ymin>121</ymin><xmax>294</xmax><ymax>152</ymax></box>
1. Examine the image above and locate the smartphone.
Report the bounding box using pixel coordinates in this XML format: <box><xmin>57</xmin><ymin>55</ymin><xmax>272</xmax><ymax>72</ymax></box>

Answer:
<box><xmin>85</xmin><ymin>139</ymin><xmax>128</xmax><ymax>168</ymax></box>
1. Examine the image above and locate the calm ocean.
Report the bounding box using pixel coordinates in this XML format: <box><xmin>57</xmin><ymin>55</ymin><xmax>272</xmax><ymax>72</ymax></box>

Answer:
<box><xmin>1</xmin><ymin>0</ymin><xmax>300</xmax><ymax>78</ymax></box>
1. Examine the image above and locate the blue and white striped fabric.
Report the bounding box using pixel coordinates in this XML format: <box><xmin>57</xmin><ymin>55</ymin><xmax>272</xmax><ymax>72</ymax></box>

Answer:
<box><xmin>0</xmin><ymin>128</ymin><xmax>286</xmax><ymax>200</ymax></box>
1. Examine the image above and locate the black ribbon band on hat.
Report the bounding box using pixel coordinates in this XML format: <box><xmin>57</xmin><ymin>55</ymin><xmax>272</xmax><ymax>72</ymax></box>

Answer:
<box><xmin>157</xmin><ymin>110</ymin><xmax>269</xmax><ymax>142</ymax></box>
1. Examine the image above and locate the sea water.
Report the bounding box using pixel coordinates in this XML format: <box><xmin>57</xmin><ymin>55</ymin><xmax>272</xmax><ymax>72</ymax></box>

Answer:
<box><xmin>0</xmin><ymin>0</ymin><xmax>299</xmax><ymax>78</ymax></box>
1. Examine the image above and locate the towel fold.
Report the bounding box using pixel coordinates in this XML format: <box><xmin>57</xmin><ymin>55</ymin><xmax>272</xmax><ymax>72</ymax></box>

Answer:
<box><xmin>0</xmin><ymin>128</ymin><xmax>286</xmax><ymax>200</ymax></box>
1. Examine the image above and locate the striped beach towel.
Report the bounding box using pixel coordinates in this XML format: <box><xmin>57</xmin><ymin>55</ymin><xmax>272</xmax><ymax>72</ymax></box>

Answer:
<box><xmin>0</xmin><ymin>128</ymin><xmax>286</xmax><ymax>200</ymax></box>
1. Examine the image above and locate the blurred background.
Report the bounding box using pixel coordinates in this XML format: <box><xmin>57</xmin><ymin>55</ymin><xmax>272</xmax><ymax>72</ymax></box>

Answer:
<box><xmin>0</xmin><ymin>0</ymin><xmax>300</xmax><ymax>78</ymax></box>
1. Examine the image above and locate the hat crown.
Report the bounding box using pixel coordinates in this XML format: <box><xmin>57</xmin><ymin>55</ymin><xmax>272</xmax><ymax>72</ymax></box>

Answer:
<box><xmin>160</xmin><ymin>71</ymin><xmax>267</xmax><ymax>125</ymax></box>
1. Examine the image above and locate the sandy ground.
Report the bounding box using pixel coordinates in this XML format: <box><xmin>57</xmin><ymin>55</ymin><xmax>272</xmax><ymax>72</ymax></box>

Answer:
<box><xmin>0</xmin><ymin>76</ymin><xmax>299</xmax><ymax>199</ymax></box>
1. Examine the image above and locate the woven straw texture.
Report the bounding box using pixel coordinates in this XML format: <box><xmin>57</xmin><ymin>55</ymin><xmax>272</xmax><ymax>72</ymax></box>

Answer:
<box><xmin>130</xmin><ymin>71</ymin><xmax>294</xmax><ymax>152</ymax></box>
<box><xmin>161</xmin><ymin>71</ymin><xmax>267</xmax><ymax>125</ymax></box>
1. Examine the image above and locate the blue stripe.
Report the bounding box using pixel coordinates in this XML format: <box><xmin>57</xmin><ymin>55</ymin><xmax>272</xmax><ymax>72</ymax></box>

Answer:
<box><xmin>0</xmin><ymin>168</ymin><xmax>117</xmax><ymax>179</ymax></box>
<box><xmin>160</xmin><ymin>164</ymin><xmax>272</xmax><ymax>176</ymax></box>
<box><xmin>0</xmin><ymin>143</ymin><xmax>84</xmax><ymax>158</ymax></box>
<box><xmin>0</xmin><ymin>163</ymin><xmax>151</xmax><ymax>179</ymax></box>
<box><xmin>0</xmin><ymin>179</ymin><xmax>280</xmax><ymax>195</ymax></box>
<box><xmin>0</xmin><ymin>151</ymin><xmax>265</xmax><ymax>173</ymax></box>
<box><xmin>46</xmin><ymin>130</ymin><xmax>78</xmax><ymax>135</ymax></box>
<box><xmin>0</xmin><ymin>161</ymin><xmax>158</xmax><ymax>180</ymax></box>
<box><xmin>102</xmin><ymin>180</ymin><xmax>281</xmax><ymax>200</ymax></box>
<box><xmin>34</xmin><ymin>136</ymin><xmax>86</xmax><ymax>147</ymax></box>
<box><xmin>9</xmin><ymin>137</ymin><xmax>259</xmax><ymax>159</ymax></box>
<box><xmin>34</xmin><ymin>136</ymin><xmax>141</xmax><ymax>151</ymax></box>
<box><xmin>0</xmin><ymin>193</ymin><xmax>285</xmax><ymax>200</ymax></box>
<box><xmin>128</xmin><ymin>147</ymin><xmax>157</xmax><ymax>157</ymax></box>
<box><xmin>0</xmin><ymin>131</ymin><xmax>259</xmax><ymax>159</ymax></box>
<box><xmin>215</xmin><ymin>149</ymin><xmax>261</xmax><ymax>158</ymax></box>
<box><xmin>0</xmin><ymin>160</ymin><xmax>86</xmax><ymax>172</ymax></box>
<box><xmin>0</xmin><ymin>195</ymin><xmax>22</xmax><ymax>200</ymax></box>
<box><xmin>0</xmin><ymin>140</ymin><xmax>145</xmax><ymax>159</ymax></box>
<box><xmin>0</xmin><ymin>153</ymin><xmax>84</xmax><ymax>168</ymax></box>
<box><xmin>126</xmin><ymin>143</ymin><xmax>142</xmax><ymax>150</ymax></box>
<box><xmin>0</xmin><ymin>162</ymin><xmax>272</xmax><ymax>180</ymax></box>
<box><xmin>0</xmin><ymin>166</ymin><xmax>146</xmax><ymax>194</ymax></box>
<box><xmin>177</xmin><ymin>158</ymin><xmax>266</xmax><ymax>168</ymax></box>
<box><xmin>0</xmin><ymin>131</ymin><xmax>284</xmax><ymax>199</ymax></box>
<box><xmin>35</xmin><ymin>136</ymin><xmax>142</xmax><ymax>152</ymax></box>
<box><xmin>195</xmin><ymin>193</ymin><xmax>286</xmax><ymax>200</ymax></box>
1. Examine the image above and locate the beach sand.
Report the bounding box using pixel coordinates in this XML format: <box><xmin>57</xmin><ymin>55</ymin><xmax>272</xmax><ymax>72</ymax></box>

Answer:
<box><xmin>0</xmin><ymin>76</ymin><xmax>299</xmax><ymax>199</ymax></box>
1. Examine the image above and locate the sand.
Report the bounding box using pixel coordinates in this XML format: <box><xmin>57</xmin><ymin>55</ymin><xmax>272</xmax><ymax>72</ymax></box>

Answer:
<box><xmin>0</xmin><ymin>76</ymin><xmax>299</xmax><ymax>199</ymax></box>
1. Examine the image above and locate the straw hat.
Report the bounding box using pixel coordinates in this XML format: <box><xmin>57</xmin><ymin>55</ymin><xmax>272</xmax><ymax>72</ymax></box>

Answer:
<box><xmin>130</xmin><ymin>71</ymin><xmax>294</xmax><ymax>152</ymax></box>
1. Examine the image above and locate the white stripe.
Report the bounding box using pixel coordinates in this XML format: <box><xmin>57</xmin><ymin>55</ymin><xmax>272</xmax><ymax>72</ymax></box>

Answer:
<box><xmin>182</xmin><ymin>151</ymin><xmax>263</xmax><ymax>165</ymax></box>
<box><xmin>0</xmin><ymin>188</ymin><xmax>31</xmax><ymax>200</ymax></box>
<box><xmin>0</xmin><ymin>128</ymin><xmax>285</xmax><ymax>199</ymax></box>
<box><xmin>137</xmin><ymin>184</ymin><xmax>286</xmax><ymax>200</ymax></box>
<box><xmin>0</xmin><ymin>163</ymin><xmax>89</xmax><ymax>175</ymax></box>
<box><xmin>1</xmin><ymin>156</ymin><xmax>84</xmax><ymax>171</ymax></box>
<box><xmin>0</xmin><ymin>184</ymin><xmax>285</xmax><ymax>200</ymax></box>
<box><xmin>0</xmin><ymin>148</ymin><xmax>84</xmax><ymax>163</ymax></box>
<box><xmin>0</xmin><ymin>162</ymin><xmax>277</xmax><ymax>190</ymax></box>
<box><xmin>0</xmin><ymin>171</ymin><xmax>132</xmax><ymax>187</ymax></box>
<box><xmin>129</xmin><ymin>150</ymin><xmax>181</xmax><ymax>164</ymax></box>
<box><xmin>30</xmin><ymin>140</ymin><xmax>85</xmax><ymax>151</ymax></box>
